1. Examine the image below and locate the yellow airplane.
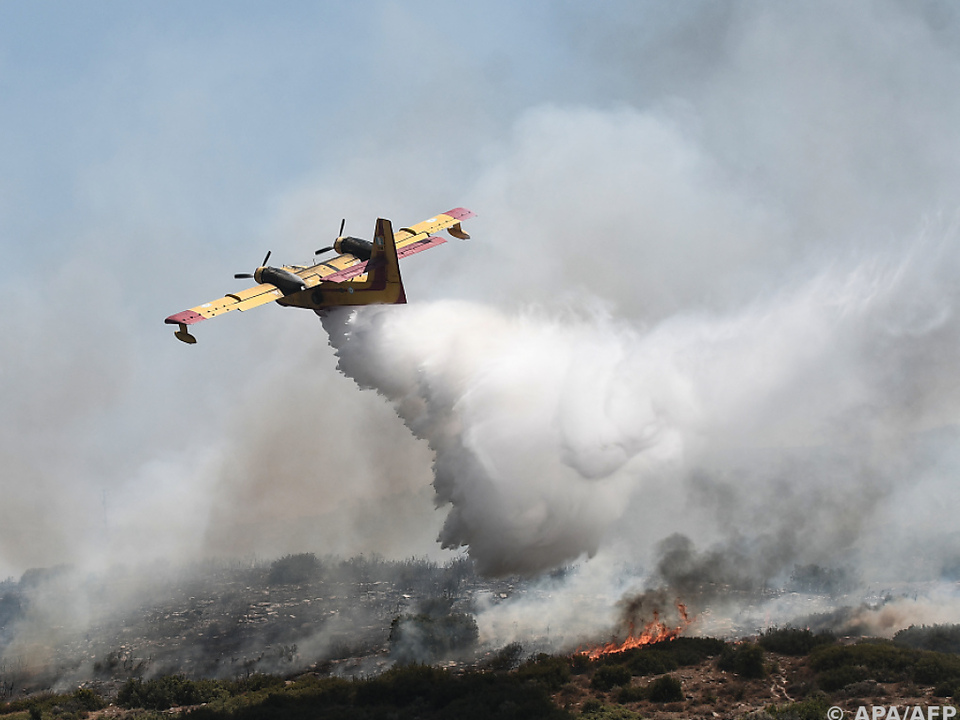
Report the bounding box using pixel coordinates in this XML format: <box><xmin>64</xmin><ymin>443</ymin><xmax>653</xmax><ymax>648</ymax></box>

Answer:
<box><xmin>165</xmin><ymin>207</ymin><xmax>475</xmax><ymax>343</ymax></box>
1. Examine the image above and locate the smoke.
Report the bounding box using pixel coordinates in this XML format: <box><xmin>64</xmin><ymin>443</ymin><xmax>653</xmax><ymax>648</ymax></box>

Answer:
<box><xmin>321</xmin><ymin>223</ymin><xmax>960</xmax><ymax>581</ymax></box>
<box><xmin>5</xmin><ymin>0</ymin><xmax>960</xmax><ymax>673</ymax></box>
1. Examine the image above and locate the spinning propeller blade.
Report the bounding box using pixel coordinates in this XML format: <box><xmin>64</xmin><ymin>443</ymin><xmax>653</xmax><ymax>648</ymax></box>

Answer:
<box><xmin>235</xmin><ymin>249</ymin><xmax>272</xmax><ymax>279</ymax></box>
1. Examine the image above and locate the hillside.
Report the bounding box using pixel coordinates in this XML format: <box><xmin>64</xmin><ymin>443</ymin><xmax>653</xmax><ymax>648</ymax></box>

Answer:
<box><xmin>5</xmin><ymin>629</ymin><xmax>960</xmax><ymax>719</ymax></box>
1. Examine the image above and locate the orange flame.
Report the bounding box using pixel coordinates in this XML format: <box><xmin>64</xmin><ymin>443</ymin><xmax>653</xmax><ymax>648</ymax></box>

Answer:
<box><xmin>577</xmin><ymin>600</ymin><xmax>693</xmax><ymax>660</ymax></box>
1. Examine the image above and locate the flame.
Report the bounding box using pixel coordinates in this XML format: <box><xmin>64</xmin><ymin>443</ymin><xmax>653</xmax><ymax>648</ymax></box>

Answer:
<box><xmin>577</xmin><ymin>600</ymin><xmax>693</xmax><ymax>660</ymax></box>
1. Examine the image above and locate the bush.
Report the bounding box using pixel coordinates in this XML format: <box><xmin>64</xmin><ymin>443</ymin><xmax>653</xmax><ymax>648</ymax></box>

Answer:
<box><xmin>933</xmin><ymin>680</ymin><xmax>958</xmax><ymax>698</ymax></box>
<box><xmin>717</xmin><ymin>643</ymin><xmax>766</xmax><ymax>678</ymax></box>
<box><xmin>617</xmin><ymin>684</ymin><xmax>647</xmax><ymax>703</ymax></box>
<box><xmin>388</xmin><ymin>612</ymin><xmax>479</xmax><ymax>662</ymax></box>
<box><xmin>913</xmin><ymin>653</ymin><xmax>960</xmax><ymax>685</ymax></box>
<box><xmin>759</xmin><ymin>627</ymin><xmax>835</xmax><ymax>656</ymax></box>
<box><xmin>816</xmin><ymin>665</ymin><xmax>870</xmax><ymax>692</ymax></box>
<box><xmin>116</xmin><ymin>675</ymin><xmax>227</xmax><ymax>710</ymax></box>
<box><xmin>580</xmin><ymin>702</ymin><xmax>641</xmax><ymax>719</ymax></box>
<box><xmin>570</xmin><ymin>652</ymin><xmax>592</xmax><ymax>675</ymax></box>
<box><xmin>71</xmin><ymin>687</ymin><xmax>106</xmax><ymax>711</ymax></box>
<box><xmin>354</xmin><ymin>663</ymin><xmax>449</xmax><ymax>708</ymax></box>
<box><xmin>811</xmin><ymin>640</ymin><xmax>960</xmax><ymax>686</ymax></box>
<box><xmin>514</xmin><ymin>654</ymin><xmax>571</xmax><ymax>690</ymax></box>
<box><xmin>485</xmin><ymin>642</ymin><xmax>524</xmax><ymax>672</ymax></box>
<box><xmin>591</xmin><ymin>663</ymin><xmax>632</xmax><ymax>691</ymax></box>
<box><xmin>267</xmin><ymin>553</ymin><xmax>321</xmax><ymax>585</ymax></box>
<box><xmin>894</xmin><ymin>624</ymin><xmax>960</xmax><ymax>654</ymax></box>
<box><xmin>625</xmin><ymin>649</ymin><xmax>678</xmax><ymax>676</ymax></box>
<box><xmin>647</xmin><ymin>674</ymin><xmax>683</xmax><ymax>703</ymax></box>
<box><xmin>764</xmin><ymin>693</ymin><xmax>831</xmax><ymax>720</ymax></box>
<box><xmin>667</xmin><ymin>637</ymin><xmax>728</xmax><ymax>664</ymax></box>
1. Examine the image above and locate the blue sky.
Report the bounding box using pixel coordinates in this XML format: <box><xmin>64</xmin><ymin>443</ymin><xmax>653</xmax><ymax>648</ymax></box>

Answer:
<box><xmin>3</xmin><ymin>1</ymin><xmax>960</xmax><ymax>583</ymax></box>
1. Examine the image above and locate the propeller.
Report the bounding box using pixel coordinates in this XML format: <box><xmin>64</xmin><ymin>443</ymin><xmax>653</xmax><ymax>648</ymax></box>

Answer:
<box><xmin>234</xmin><ymin>250</ymin><xmax>272</xmax><ymax>279</ymax></box>
<box><xmin>315</xmin><ymin>218</ymin><xmax>346</xmax><ymax>256</ymax></box>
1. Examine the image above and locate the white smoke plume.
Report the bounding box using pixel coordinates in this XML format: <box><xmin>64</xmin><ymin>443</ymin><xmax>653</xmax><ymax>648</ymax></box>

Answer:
<box><xmin>322</xmin><ymin>223</ymin><xmax>960</xmax><ymax>583</ymax></box>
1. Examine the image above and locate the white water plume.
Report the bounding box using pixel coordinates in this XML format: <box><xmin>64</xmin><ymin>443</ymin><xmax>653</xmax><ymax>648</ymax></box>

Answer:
<box><xmin>322</xmin><ymin>230</ymin><xmax>960</xmax><ymax>580</ymax></box>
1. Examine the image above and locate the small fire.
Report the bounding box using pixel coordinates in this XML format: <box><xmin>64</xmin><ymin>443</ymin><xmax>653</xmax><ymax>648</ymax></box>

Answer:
<box><xmin>577</xmin><ymin>600</ymin><xmax>693</xmax><ymax>660</ymax></box>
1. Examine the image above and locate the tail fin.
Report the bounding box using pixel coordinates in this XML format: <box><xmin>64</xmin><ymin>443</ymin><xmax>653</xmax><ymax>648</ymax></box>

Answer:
<box><xmin>364</xmin><ymin>217</ymin><xmax>407</xmax><ymax>304</ymax></box>
<box><xmin>279</xmin><ymin>217</ymin><xmax>407</xmax><ymax>312</ymax></box>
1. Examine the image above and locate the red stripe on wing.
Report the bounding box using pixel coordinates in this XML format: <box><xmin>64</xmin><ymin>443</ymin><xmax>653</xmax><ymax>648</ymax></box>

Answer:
<box><xmin>443</xmin><ymin>207</ymin><xmax>475</xmax><ymax>221</ymax></box>
<box><xmin>165</xmin><ymin>310</ymin><xmax>206</xmax><ymax>325</ymax></box>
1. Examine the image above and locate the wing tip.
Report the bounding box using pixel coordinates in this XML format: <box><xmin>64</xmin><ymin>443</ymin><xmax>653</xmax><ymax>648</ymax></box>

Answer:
<box><xmin>165</xmin><ymin>310</ymin><xmax>205</xmax><ymax>325</ymax></box>
<box><xmin>443</xmin><ymin>207</ymin><xmax>476</xmax><ymax>221</ymax></box>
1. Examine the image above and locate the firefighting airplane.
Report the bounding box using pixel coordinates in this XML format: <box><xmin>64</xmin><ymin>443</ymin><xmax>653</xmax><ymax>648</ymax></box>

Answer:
<box><xmin>164</xmin><ymin>207</ymin><xmax>475</xmax><ymax>343</ymax></box>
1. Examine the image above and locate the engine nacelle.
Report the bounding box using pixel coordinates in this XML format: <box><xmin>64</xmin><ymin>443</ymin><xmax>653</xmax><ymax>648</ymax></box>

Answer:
<box><xmin>254</xmin><ymin>266</ymin><xmax>306</xmax><ymax>295</ymax></box>
<box><xmin>334</xmin><ymin>236</ymin><xmax>373</xmax><ymax>261</ymax></box>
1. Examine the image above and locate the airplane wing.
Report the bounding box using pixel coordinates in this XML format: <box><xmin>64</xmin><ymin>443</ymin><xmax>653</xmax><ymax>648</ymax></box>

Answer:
<box><xmin>165</xmin><ymin>207</ymin><xmax>475</xmax><ymax>329</ymax></box>
<box><xmin>295</xmin><ymin>207</ymin><xmax>476</xmax><ymax>285</ymax></box>
<box><xmin>165</xmin><ymin>283</ymin><xmax>283</xmax><ymax>326</ymax></box>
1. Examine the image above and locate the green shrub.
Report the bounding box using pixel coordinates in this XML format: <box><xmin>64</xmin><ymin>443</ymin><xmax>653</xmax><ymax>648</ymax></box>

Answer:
<box><xmin>514</xmin><ymin>653</ymin><xmax>571</xmax><ymax>689</ymax></box>
<box><xmin>486</xmin><ymin>642</ymin><xmax>524</xmax><ymax>671</ymax></box>
<box><xmin>894</xmin><ymin>624</ymin><xmax>960</xmax><ymax>654</ymax></box>
<box><xmin>810</xmin><ymin>640</ymin><xmax>960</xmax><ymax>686</ymax></box>
<box><xmin>591</xmin><ymin>663</ymin><xmax>632</xmax><ymax>691</ymax></box>
<box><xmin>616</xmin><ymin>684</ymin><xmax>647</xmax><ymax>703</ymax></box>
<box><xmin>354</xmin><ymin>663</ymin><xmax>449</xmax><ymax>708</ymax></box>
<box><xmin>647</xmin><ymin>674</ymin><xmax>683</xmax><ymax>703</ymax></box>
<box><xmin>116</xmin><ymin>675</ymin><xmax>228</xmax><ymax>710</ymax></box>
<box><xmin>817</xmin><ymin>665</ymin><xmax>870</xmax><ymax>692</ymax></box>
<box><xmin>570</xmin><ymin>652</ymin><xmax>592</xmax><ymax>674</ymax></box>
<box><xmin>71</xmin><ymin>687</ymin><xmax>106</xmax><ymax>711</ymax></box>
<box><xmin>933</xmin><ymin>680</ymin><xmax>958</xmax><ymax>698</ymax></box>
<box><xmin>764</xmin><ymin>693</ymin><xmax>831</xmax><ymax>720</ymax></box>
<box><xmin>267</xmin><ymin>553</ymin><xmax>321</xmax><ymax>585</ymax></box>
<box><xmin>580</xmin><ymin>702</ymin><xmax>641</xmax><ymax>718</ymax></box>
<box><xmin>625</xmin><ymin>649</ymin><xmax>677</xmax><ymax>676</ymax></box>
<box><xmin>667</xmin><ymin>636</ymin><xmax>727</xmax><ymax>663</ymax></box>
<box><xmin>759</xmin><ymin>627</ymin><xmax>835</xmax><ymax>656</ymax></box>
<box><xmin>717</xmin><ymin>642</ymin><xmax>766</xmax><ymax>678</ymax></box>
<box><xmin>913</xmin><ymin>652</ymin><xmax>960</xmax><ymax>685</ymax></box>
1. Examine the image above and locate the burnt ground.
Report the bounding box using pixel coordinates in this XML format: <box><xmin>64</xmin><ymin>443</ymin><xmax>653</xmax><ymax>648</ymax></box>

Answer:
<box><xmin>0</xmin><ymin>555</ymin><xmax>528</xmax><ymax>697</ymax></box>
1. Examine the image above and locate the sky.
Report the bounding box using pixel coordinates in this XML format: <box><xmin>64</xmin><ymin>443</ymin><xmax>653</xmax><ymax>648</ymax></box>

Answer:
<box><xmin>3</xmin><ymin>0</ymin><xmax>960</xmax><ymax>628</ymax></box>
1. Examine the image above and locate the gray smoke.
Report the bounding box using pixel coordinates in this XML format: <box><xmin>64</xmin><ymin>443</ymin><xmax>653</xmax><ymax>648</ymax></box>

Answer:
<box><xmin>6</xmin><ymin>0</ymin><xmax>960</xmax><ymax>666</ymax></box>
